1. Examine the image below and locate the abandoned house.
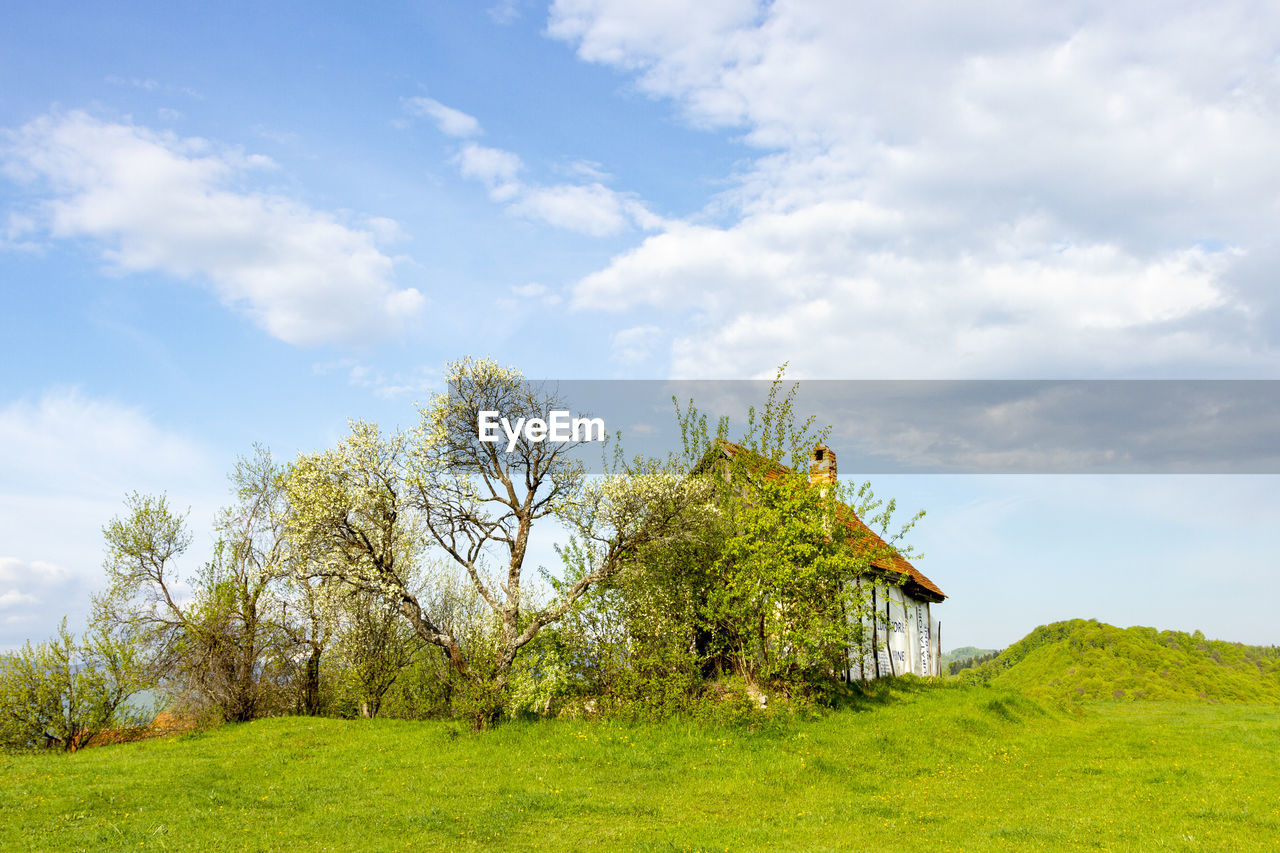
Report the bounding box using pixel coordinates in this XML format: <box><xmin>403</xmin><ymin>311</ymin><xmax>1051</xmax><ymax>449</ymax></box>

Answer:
<box><xmin>697</xmin><ymin>440</ymin><xmax>946</xmax><ymax>679</ymax></box>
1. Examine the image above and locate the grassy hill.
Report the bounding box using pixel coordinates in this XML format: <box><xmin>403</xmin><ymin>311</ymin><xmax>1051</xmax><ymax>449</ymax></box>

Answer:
<box><xmin>3</xmin><ymin>684</ymin><xmax>1279</xmax><ymax>850</ymax></box>
<box><xmin>960</xmin><ymin>619</ymin><xmax>1280</xmax><ymax>703</ymax></box>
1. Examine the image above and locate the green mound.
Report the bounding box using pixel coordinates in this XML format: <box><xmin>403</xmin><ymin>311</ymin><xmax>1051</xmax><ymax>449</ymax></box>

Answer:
<box><xmin>960</xmin><ymin>619</ymin><xmax>1280</xmax><ymax>703</ymax></box>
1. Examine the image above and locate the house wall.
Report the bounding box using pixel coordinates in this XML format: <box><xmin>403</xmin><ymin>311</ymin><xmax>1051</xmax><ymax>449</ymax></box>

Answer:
<box><xmin>848</xmin><ymin>582</ymin><xmax>940</xmax><ymax>680</ymax></box>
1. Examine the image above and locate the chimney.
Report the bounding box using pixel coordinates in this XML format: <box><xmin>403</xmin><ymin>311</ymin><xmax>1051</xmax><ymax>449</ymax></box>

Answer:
<box><xmin>809</xmin><ymin>444</ymin><xmax>837</xmax><ymax>485</ymax></box>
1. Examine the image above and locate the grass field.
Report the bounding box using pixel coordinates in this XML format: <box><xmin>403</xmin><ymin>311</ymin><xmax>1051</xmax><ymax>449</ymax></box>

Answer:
<box><xmin>3</xmin><ymin>683</ymin><xmax>1278</xmax><ymax>851</ymax></box>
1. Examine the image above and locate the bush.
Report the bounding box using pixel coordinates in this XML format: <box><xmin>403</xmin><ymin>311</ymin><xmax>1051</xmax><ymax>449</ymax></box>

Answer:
<box><xmin>0</xmin><ymin>619</ymin><xmax>153</xmax><ymax>752</ymax></box>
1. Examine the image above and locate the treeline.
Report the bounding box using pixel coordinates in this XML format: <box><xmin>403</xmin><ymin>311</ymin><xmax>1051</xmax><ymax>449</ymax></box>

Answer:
<box><xmin>1</xmin><ymin>361</ymin><xmax>925</xmax><ymax>748</ymax></box>
<box><xmin>947</xmin><ymin>650</ymin><xmax>1000</xmax><ymax>675</ymax></box>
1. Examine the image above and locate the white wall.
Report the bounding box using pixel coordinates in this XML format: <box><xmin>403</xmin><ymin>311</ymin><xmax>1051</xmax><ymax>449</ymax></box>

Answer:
<box><xmin>849</xmin><ymin>581</ymin><xmax>940</xmax><ymax>679</ymax></box>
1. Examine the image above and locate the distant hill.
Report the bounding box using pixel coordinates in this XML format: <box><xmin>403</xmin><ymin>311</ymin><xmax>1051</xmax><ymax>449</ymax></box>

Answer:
<box><xmin>942</xmin><ymin>646</ymin><xmax>999</xmax><ymax>670</ymax></box>
<box><xmin>942</xmin><ymin>646</ymin><xmax>999</xmax><ymax>666</ymax></box>
<box><xmin>958</xmin><ymin>619</ymin><xmax>1280</xmax><ymax>703</ymax></box>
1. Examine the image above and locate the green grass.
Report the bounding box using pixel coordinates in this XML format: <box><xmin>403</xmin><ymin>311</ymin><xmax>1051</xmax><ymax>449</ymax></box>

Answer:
<box><xmin>3</xmin><ymin>683</ymin><xmax>1278</xmax><ymax>851</ymax></box>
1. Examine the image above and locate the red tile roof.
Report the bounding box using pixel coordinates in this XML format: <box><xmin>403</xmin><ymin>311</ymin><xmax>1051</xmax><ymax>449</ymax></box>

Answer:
<box><xmin>702</xmin><ymin>440</ymin><xmax>946</xmax><ymax>601</ymax></box>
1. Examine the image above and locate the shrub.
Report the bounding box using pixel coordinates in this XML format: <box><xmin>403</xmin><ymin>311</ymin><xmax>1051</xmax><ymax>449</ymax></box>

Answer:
<box><xmin>0</xmin><ymin>620</ymin><xmax>153</xmax><ymax>752</ymax></box>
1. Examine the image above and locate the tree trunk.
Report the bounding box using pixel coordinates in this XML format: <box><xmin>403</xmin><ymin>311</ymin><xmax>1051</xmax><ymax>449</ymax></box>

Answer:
<box><xmin>303</xmin><ymin>647</ymin><xmax>322</xmax><ymax>716</ymax></box>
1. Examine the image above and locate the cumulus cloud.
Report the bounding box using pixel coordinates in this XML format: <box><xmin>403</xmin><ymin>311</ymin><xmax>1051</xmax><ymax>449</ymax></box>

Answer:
<box><xmin>3</xmin><ymin>111</ymin><xmax>425</xmax><ymax>346</ymax></box>
<box><xmin>509</xmin><ymin>183</ymin><xmax>633</xmax><ymax>236</ymax></box>
<box><xmin>403</xmin><ymin>96</ymin><xmax>483</xmax><ymax>138</ymax></box>
<box><xmin>550</xmin><ymin>1</ymin><xmax>1280</xmax><ymax>377</ymax></box>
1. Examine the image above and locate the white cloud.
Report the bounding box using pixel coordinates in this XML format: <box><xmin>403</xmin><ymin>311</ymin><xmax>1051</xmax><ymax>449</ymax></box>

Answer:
<box><xmin>0</xmin><ymin>390</ymin><xmax>222</xmax><ymax>649</ymax></box>
<box><xmin>3</xmin><ymin>111</ymin><xmax>425</xmax><ymax>346</ymax></box>
<box><xmin>0</xmin><ymin>590</ymin><xmax>38</xmax><ymax>609</ymax></box>
<box><xmin>0</xmin><ymin>558</ymin><xmax>68</xmax><ymax>614</ymax></box>
<box><xmin>456</xmin><ymin>142</ymin><xmax>523</xmax><ymax>195</ymax></box>
<box><xmin>564</xmin><ymin>160</ymin><xmax>611</xmax><ymax>182</ymax></box>
<box><xmin>512</xmin><ymin>282</ymin><xmax>548</xmax><ymax>298</ymax></box>
<box><xmin>0</xmin><ymin>388</ymin><xmax>216</xmax><ymax>498</ymax></box>
<box><xmin>313</xmin><ymin>359</ymin><xmax>439</xmax><ymax>400</ymax></box>
<box><xmin>610</xmin><ymin>324</ymin><xmax>663</xmax><ymax>365</ymax></box>
<box><xmin>510</xmin><ymin>282</ymin><xmax>563</xmax><ymax>305</ymax></box>
<box><xmin>452</xmin><ymin>141</ymin><xmax>661</xmax><ymax>236</ymax></box>
<box><xmin>403</xmin><ymin>96</ymin><xmax>483</xmax><ymax>138</ymax></box>
<box><xmin>510</xmin><ymin>183</ymin><xmax>631</xmax><ymax>237</ymax></box>
<box><xmin>0</xmin><ymin>557</ymin><xmax>77</xmax><ymax>646</ymax></box>
<box><xmin>551</xmin><ymin>1</ymin><xmax>1280</xmax><ymax>377</ymax></box>
<box><xmin>488</xmin><ymin>0</ymin><xmax>524</xmax><ymax>25</ymax></box>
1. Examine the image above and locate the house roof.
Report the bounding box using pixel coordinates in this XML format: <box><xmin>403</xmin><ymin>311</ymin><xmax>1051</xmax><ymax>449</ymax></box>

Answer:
<box><xmin>696</xmin><ymin>439</ymin><xmax>946</xmax><ymax>602</ymax></box>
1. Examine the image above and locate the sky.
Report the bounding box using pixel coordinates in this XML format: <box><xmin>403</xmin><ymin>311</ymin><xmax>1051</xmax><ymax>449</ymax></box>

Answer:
<box><xmin>2</xmin><ymin>1</ymin><xmax>1279</xmax><ymax>652</ymax></box>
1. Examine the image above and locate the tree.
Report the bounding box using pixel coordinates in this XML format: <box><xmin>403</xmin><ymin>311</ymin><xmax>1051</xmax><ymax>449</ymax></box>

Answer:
<box><xmin>287</xmin><ymin>359</ymin><xmax>712</xmax><ymax>725</ymax></box>
<box><xmin>409</xmin><ymin>358</ymin><xmax>713</xmax><ymax>722</ymax></box>
<box><xmin>278</xmin><ymin>570</ymin><xmax>340</xmax><ymax>716</ymax></box>
<box><xmin>706</xmin><ymin>371</ymin><xmax>922</xmax><ymax>692</ymax></box>
<box><xmin>284</xmin><ymin>421</ymin><xmax>427</xmax><ymax>655</ymax></box>
<box><xmin>332</xmin><ymin>587</ymin><xmax>424</xmax><ymax>718</ymax></box>
<box><xmin>0</xmin><ymin>619</ymin><xmax>151</xmax><ymax>752</ymax></box>
<box><xmin>96</xmin><ymin>447</ymin><xmax>294</xmax><ymax>722</ymax></box>
<box><xmin>608</xmin><ymin>366</ymin><xmax>923</xmax><ymax>698</ymax></box>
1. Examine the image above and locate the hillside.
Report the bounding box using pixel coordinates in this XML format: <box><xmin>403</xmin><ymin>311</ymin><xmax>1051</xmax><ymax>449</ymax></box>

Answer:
<box><xmin>960</xmin><ymin>619</ymin><xmax>1280</xmax><ymax>703</ymax></box>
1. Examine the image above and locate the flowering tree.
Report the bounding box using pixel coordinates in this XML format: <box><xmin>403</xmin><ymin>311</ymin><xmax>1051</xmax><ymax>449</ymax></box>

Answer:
<box><xmin>287</xmin><ymin>359</ymin><xmax>712</xmax><ymax>724</ymax></box>
<box><xmin>331</xmin><ymin>587</ymin><xmax>423</xmax><ymax>718</ymax></box>
<box><xmin>278</xmin><ymin>569</ymin><xmax>341</xmax><ymax>716</ymax></box>
<box><xmin>414</xmin><ymin>359</ymin><xmax>715</xmax><ymax>720</ymax></box>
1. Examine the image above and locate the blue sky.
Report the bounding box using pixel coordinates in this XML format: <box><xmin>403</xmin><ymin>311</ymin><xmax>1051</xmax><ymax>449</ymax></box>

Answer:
<box><xmin>2</xmin><ymin>1</ymin><xmax>1279</xmax><ymax>651</ymax></box>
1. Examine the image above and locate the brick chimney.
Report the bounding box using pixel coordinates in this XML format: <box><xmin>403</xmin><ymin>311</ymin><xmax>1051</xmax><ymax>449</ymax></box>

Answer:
<box><xmin>809</xmin><ymin>444</ymin><xmax>837</xmax><ymax>485</ymax></box>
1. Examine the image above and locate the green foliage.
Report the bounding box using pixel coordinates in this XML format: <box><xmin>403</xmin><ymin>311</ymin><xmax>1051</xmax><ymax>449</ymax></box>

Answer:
<box><xmin>5</xmin><ymin>688</ymin><xmax>1279</xmax><ymax>850</ymax></box>
<box><xmin>24</xmin><ymin>359</ymin><xmax>935</xmax><ymax>731</ymax></box>
<box><xmin>658</xmin><ymin>365</ymin><xmax>923</xmax><ymax>697</ymax></box>
<box><xmin>701</xmin><ymin>464</ymin><xmax>867</xmax><ymax>689</ymax></box>
<box><xmin>548</xmin><ymin>528</ymin><xmax>711</xmax><ymax>718</ymax></box>
<box><xmin>328</xmin><ymin>589</ymin><xmax>425</xmax><ymax>719</ymax></box>
<box><xmin>676</xmin><ymin>362</ymin><xmax>828</xmax><ymax>471</ymax></box>
<box><xmin>0</xmin><ymin>619</ymin><xmax>152</xmax><ymax>752</ymax></box>
<box><xmin>96</xmin><ymin>449</ymin><xmax>297</xmax><ymax>723</ymax></box>
<box><xmin>959</xmin><ymin>619</ymin><xmax>1280</xmax><ymax>703</ymax></box>
<box><xmin>536</xmin><ymin>365</ymin><xmax>930</xmax><ymax>715</ymax></box>
<box><xmin>370</xmin><ymin>649</ymin><xmax>458</xmax><ymax>720</ymax></box>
